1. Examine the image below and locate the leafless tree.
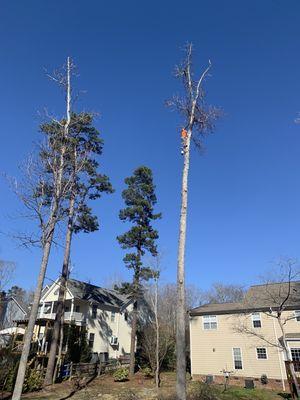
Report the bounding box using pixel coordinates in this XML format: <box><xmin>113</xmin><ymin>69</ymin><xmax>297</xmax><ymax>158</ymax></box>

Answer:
<box><xmin>12</xmin><ymin>57</ymin><xmax>75</xmax><ymax>400</ymax></box>
<box><xmin>167</xmin><ymin>43</ymin><xmax>221</xmax><ymax>400</ymax></box>
<box><xmin>234</xmin><ymin>258</ymin><xmax>300</xmax><ymax>397</ymax></box>
<box><xmin>202</xmin><ymin>282</ymin><xmax>245</xmax><ymax>304</ymax></box>
<box><xmin>0</xmin><ymin>260</ymin><xmax>15</xmax><ymax>292</ymax></box>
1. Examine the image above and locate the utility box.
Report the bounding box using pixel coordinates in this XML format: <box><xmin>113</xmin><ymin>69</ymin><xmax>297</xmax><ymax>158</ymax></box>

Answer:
<box><xmin>245</xmin><ymin>379</ymin><xmax>254</xmax><ymax>389</ymax></box>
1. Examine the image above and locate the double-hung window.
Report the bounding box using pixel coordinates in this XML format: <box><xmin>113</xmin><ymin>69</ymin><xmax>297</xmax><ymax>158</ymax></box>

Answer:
<box><xmin>233</xmin><ymin>348</ymin><xmax>243</xmax><ymax>370</ymax></box>
<box><xmin>291</xmin><ymin>348</ymin><xmax>300</xmax><ymax>372</ymax></box>
<box><xmin>203</xmin><ymin>315</ymin><xmax>217</xmax><ymax>330</ymax></box>
<box><xmin>232</xmin><ymin>347</ymin><xmax>243</xmax><ymax>369</ymax></box>
<box><xmin>252</xmin><ymin>312</ymin><xmax>262</xmax><ymax>328</ymax></box>
<box><xmin>88</xmin><ymin>333</ymin><xmax>95</xmax><ymax>349</ymax></box>
<box><xmin>256</xmin><ymin>347</ymin><xmax>267</xmax><ymax>359</ymax></box>
<box><xmin>295</xmin><ymin>310</ymin><xmax>300</xmax><ymax>322</ymax></box>
<box><xmin>91</xmin><ymin>305</ymin><xmax>97</xmax><ymax>319</ymax></box>
<box><xmin>111</xmin><ymin>311</ymin><xmax>115</xmax><ymax>322</ymax></box>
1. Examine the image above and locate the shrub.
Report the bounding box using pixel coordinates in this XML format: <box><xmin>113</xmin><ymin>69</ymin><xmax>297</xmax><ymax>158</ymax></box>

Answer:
<box><xmin>23</xmin><ymin>368</ymin><xmax>43</xmax><ymax>392</ymax></box>
<box><xmin>113</xmin><ymin>367</ymin><xmax>129</xmax><ymax>382</ymax></box>
<box><xmin>188</xmin><ymin>382</ymin><xmax>220</xmax><ymax>400</ymax></box>
<box><xmin>141</xmin><ymin>367</ymin><xmax>153</xmax><ymax>378</ymax></box>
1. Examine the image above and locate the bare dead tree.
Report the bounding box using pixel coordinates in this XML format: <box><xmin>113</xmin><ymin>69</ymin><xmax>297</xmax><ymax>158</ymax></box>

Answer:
<box><xmin>167</xmin><ymin>43</ymin><xmax>221</xmax><ymax>400</ymax></box>
<box><xmin>234</xmin><ymin>258</ymin><xmax>300</xmax><ymax>397</ymax></box>
<box><xmin>12</xmin><ymin>57</ymin><xmax>75</xmax><ymax>400</ymax></box>
<box><xmin>0</xmin><ymin>260</ymin><xmax>15</xmax><ymax>292</ymax></box>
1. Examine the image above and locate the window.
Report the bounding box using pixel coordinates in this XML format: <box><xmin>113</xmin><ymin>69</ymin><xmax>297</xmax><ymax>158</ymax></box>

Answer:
<box><xmin>291</xmin><ymin>348</ymin><xmax>300</xmax><ymax>372</ymax></box>
<box><xmin>88</xmin><ymin>333</ymin><xmax>95</xmax><ymax>349</ymax></box>
<box><xmin>256</xmin><ymin>348</ymin><xmax>267</xmax><ymax>359</ymax></box>
<box><xmin>124</xmin><ymin>311</ymin><xmax>128</xmax><ymax>321</ymax></box>
<box><xmin>44</xmin><ymin>302</ymin><xmax>52</xmax><ymax>314</ymax></box>
<box><xmin>91</xmin><ymin>305</ymin><xmax>97</xmax><ymax>319</ymax></box>
<box><xmin>75</xmin><ymin>305</ymin><xmax>80</xmax><ymax>313</ymax></box>
<box><xmin>233</xmin><ymin>348</ymin><xmax>243</xmax><ymax>370</ymax></box>
<box><xmin>252</xmin><ymin>312</ymin><xmax>262</xmax><ymax>328</ymax></box>
<box><xmin>111</xmin><ymin>311</ymin><xmax>115</xmax><ymax>322</ymax></box>
<box><xmin>295</xmin><ymin>311</ymin><xmax>300</xmax><ymax>322</ymax></box>
<box><xmin>203</xmin><ymin>315</ymin><xmax>217</xmax><ymax>330</ymax></box>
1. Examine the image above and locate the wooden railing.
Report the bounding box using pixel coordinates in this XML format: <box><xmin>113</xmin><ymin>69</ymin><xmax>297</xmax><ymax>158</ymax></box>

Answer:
<box><xmin>59</xmin><ymin>358</ymin><xmax>130</xmax><ymax>380</ymax></box>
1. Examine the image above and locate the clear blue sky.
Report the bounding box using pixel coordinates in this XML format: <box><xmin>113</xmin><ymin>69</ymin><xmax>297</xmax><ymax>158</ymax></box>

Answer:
<box><xmin>1</xmin><ymin>0</ymin><xmax>300</xmax><ymax>292</ymax></box>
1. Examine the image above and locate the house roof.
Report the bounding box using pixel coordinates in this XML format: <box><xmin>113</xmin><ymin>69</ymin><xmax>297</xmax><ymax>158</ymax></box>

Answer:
<box><xmin>190</xmin><ymin>281</ymin><xmax>300</xmax><ymax>316</ymax></box>
<box><xmin>67</xmin><ymin>279</ymin><xmax>130</xmax><ymax>309</ymax></box>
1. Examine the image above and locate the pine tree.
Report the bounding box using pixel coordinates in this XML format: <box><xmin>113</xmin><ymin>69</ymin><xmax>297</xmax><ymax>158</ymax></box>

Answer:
<box><xmin>44</xmin><ymin>112</ymin><xmax>113</xmax><ymax>385</ymax></box>
<box><xmin>117</xmin><ymin>166</ymin><xmax>161</xmax><ymax>376</ymax></box>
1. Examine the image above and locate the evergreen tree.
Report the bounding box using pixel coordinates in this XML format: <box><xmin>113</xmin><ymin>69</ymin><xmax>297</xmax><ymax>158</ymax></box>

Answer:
<box><xmin>117</xmin><ymin>166</ymin><xmax>161</xmax><ymax>375</ymax></box>
<box><xmin>44</xmin><ymin>112</ymin><xmax>113</xmax><ymax>385</ymax></box>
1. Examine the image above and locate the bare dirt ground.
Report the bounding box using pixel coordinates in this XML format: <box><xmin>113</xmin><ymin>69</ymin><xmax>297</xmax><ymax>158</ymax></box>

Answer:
<box><xmin>20</xmin><ymin>373</ymin><xmax>285</xmax><ymax>400</ymax></box>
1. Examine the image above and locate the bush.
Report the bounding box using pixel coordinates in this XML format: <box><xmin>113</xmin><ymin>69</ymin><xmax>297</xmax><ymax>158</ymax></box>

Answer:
<box><xmin>113</xmin><ymin>367</ymin><xmax>129</xmax><ymax>382</ymax></box>
<box><xmin>23</xmin><ymin>368</ymin><xmax>43</xmax><ymax>392</ymax></box>
<box><xmin>188</xmin><ymin>382</ymin><xmax>220</xmax><ymax>400</ymax></box>
<box><xmin>141</xmin><ymin>367</ymin><xmax>153</xmax><ymax>378</ymax></box>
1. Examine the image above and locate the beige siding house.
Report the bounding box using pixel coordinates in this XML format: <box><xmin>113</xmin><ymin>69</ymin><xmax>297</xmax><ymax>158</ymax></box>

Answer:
<box><xmin>189</xmin><ymin>281</ymin><xmax>300</xmax><ymax>391</ymax></box>
<box><xmin>17</xmin><ymin>278</ymin><xmax>133</xmax><ymax>360</ymax></box>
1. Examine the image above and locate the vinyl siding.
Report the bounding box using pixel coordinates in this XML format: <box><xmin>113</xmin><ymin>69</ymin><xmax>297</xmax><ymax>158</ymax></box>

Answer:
<box><xmin>190</xmin><ymin>310</ymin><xmax>300</xmax><ymax>380</ymax></box>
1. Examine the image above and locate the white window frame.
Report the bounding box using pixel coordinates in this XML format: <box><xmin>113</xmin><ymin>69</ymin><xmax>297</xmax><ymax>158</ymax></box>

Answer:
<box><xmin>256</xmin><ymin>347</ymin><xmax>268</xmax><ymax>360</ymax></box>
<box><xmin>294</xmin><ymin>310</ymin><xmax>300</xmax><ymax>322</ymax></box>
<box><xmin>111</xmin><ymin>311</ymin><xmax>116</xmax><ymax>322</ymax></box>
<box><xmin>252</xmin><ymin>312</ymin><xmax>262</xmax><ymax>328</ymax></box>
<box><xmin>91</xmin><ymin>304</ymin><xmax>97</xmax><ymax>319</ymax></box>
<box><xmin>202</xmin><ymin>315</ymin><xmax>218</xmax><ymax>330</ymax></box>
<box><xmin>232</xmin><ymin>347</ymin><xmax>243</xmax><ymax>370</ymax></box>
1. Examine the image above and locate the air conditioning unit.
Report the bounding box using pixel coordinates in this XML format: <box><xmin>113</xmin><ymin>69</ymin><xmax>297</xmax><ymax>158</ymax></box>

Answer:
<box><xmin>110</xmin><ymin>335</ymin><xmax>119</xmax><ymax>346</ymax></box>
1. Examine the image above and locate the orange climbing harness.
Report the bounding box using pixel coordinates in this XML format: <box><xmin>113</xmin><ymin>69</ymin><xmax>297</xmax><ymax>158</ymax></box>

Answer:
<box><xmin>181</xmin><ymin>129</ymin><xmax>188</xmax><ymax>139</ymax></box>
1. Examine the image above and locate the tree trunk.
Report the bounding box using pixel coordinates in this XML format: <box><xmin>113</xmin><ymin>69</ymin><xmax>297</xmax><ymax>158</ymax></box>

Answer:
<box><xmin>280</xmin><ymin>320</ymin><xmax>300</xmax><ymax>398</ymax></box>
<box><xmin>176</xmin><ymin>131</ymin><xmax>191</xmax><ymax>400</ymax></box>
<box><xmin>12</xmin><ymin>222</ymin><xmax>56</xmax><ymax>400</ymax></box>
<box><xmin>12</xmin><ymin>57</ymin><xmax>72</xmax><ymax>400</ymax></box>
<box><xmin>154</xmin><ymin>277</ymin><xmax>160</xmax><ymax>389</ymax></box>
<box><xmin>129</xmin><ymin>299</ymin><xmax>137</xmax><ymax>376</ymax></box>
<box><xmin>44</xmin><ymin>195</ymin><xmax>75</xmax><ymax>386</ymax></box>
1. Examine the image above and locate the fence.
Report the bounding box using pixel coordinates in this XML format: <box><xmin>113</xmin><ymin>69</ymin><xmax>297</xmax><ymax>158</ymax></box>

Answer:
<box><xmin>60</xmin><ymin>358</ymin><xmax>130</xmax><ymax>380</ymax></box>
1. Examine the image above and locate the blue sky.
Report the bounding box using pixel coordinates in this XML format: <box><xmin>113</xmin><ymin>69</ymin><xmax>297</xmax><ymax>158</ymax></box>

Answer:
<box><xmin>1</xmin><ymin>0</ymin><xmax>300</xmax><ymax>292</ymax></box>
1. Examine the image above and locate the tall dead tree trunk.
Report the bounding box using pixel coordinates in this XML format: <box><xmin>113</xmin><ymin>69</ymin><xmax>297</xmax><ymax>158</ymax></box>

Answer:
<box><xmin>154</xmin><ymin>273</ymin><xmax>160</xmax><ymax>389</ymax></box>
<box><xmin>168</xmin><ymin>44</ymin><xmax>219</xmax><ymax>400</ymax></box>
<box><xmin>176</xmin><ymin>131</ymin><xmax>191</xmax><ymax>400</ymax></box>
<box><xmin>44</xmin><ymin>194</ymin><xmax>75</xmax><ymax>386</ymax></box>
<box><xmin>12</xmin><ymin>57</ymin><xmax>72</xmax><ymax>400</ymax></box>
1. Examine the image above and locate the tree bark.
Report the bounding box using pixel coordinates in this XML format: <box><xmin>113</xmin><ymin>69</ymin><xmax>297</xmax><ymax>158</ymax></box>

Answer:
<box><xmin>154</xmin><ymin>277</ymin><xmax>160</xmax><ymax>389</ymax></box>
<box><xmin>44</xmin><ymin>195</ymin><xmax>75</xmax><ymax>386</ymax></box>
<box><xmin>176</xmin><ymin>131</ymin><xmax>191</xmax><ymax>400</ymax></box>
<box><xmin>12</xmin><ymin>57</ymin><xmax>72</xmax><ymax>400</ymax></box>
<box><xmin>12</xmin><ymin>222</ymin><xmax>56</xmax><ymax>400</ymax></box>
<box><xmin>279</xmin><ymin>317</ymin><xmax>300</xmax><ymax>397</ymax></box>
<box><xmin>129</xmin><ymin>299</ymin><xmax>137</xmax><ymax>376</ymax></box>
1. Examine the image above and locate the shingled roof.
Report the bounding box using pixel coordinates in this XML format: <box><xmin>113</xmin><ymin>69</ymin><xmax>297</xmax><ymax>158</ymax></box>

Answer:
<box><xmin>66</xmin><ymin>279</ymin><xmax>130</xmax><ymax>309</ymax></box>
<box><xmin>190</xmin><ymin>281</ymin><xmax>300</xmax><ymax>316</ymax></box>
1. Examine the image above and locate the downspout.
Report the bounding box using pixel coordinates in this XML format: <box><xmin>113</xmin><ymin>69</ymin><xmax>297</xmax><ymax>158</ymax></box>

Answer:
<box><xmin>271</xmin><ymin>308</ymin><xmax>285</xmax><ymax>391</ymax></box>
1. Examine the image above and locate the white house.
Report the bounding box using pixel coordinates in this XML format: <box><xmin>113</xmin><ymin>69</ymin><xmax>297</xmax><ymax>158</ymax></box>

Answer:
<box><xmin>16</xmin><ymin>278</ymin><xmax>133</xmax><ymax>361</ymax></box>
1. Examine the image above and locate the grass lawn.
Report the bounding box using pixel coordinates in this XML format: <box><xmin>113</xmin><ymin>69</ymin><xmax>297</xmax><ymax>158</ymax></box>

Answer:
<box><xmin>20</xmin><ymin>372</ymin><xmax>288</xmax><ymax>400</ymax></box>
